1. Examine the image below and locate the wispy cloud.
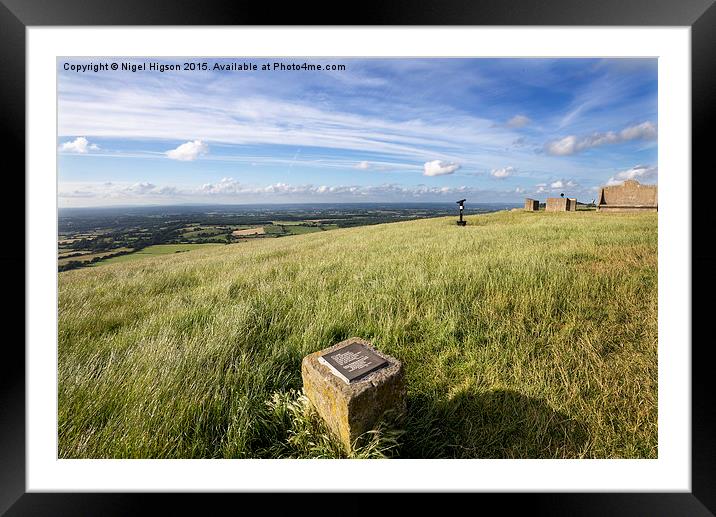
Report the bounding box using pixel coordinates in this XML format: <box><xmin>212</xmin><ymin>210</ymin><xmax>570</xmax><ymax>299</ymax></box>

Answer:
<box><xmin>555</xmin><ymin>66</ymin><xmax>655</xmax><ymax>130</ymax></box>
<box><xmin>545</xmin><ymin>121</ymin><xmax>657</xmax><ymax>156</ymax></box>
<box><xmin>558</xmin><ymin>102</ymin><xmax>593</xmax><ymax>130</ymax></box>
<box><xmin>58</xmin><ymin>74</ymin><xmax>520</xmax><ymax>164</ymax></box>
<box><xmin>506</xmin><ymin>115</ymin><xmax>530</xmax><ymax>128</ymax></box>
<box><xmin>619</xmin><ymin>122</ymin><xmax>657</xmax><ymax>141</ymax></box>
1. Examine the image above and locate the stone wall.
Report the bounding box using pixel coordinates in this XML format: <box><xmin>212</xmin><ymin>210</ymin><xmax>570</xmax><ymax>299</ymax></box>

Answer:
<box><xmin>568</xmin><ymin>198</ymin><xmax>577</xmax><ymax>211</ymax></box>
<box><xmin>597</xmin><ymin>180</ymin><xmax>657</xmax><ymax>211</ymax></box>
<box><xmin>545</xmin><ymin>197</ymin><xmax>569</xmax><ymax>212</ymax></box>
<box><xmin>524</xmin><ymin>198</ymin><xmax>539</xmax><ymax>211</ymax></box>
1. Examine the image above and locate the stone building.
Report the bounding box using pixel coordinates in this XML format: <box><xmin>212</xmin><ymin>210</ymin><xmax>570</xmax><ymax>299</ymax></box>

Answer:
<box><xmin>546</xmin><ymin>197</ymin><xmax>570</xmax><ymax>212</ymax></box>
<box><xmin>597</xmin><ymin>179</ymin><xmax>658</xmax><ymax>212</ymax></box>
<box><xmin>568</xmin><ymin>198</ymin><xmax>577</xmax><ymax>211</ymax></box>
<box><xmin>524</xmin><ymin>198</ymin><xmax>539</xmax><ymax>211</ymax></box>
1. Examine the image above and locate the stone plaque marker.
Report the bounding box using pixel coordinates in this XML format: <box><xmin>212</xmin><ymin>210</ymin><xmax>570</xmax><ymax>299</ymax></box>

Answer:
<box><xmin>302</xmin><ymin>337</ymin><xmax>406</xmax><ymax>453</ymax></box>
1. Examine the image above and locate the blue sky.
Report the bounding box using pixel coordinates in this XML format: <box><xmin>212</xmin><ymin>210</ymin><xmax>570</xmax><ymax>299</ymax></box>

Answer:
<box><xmin>58</xmin><ymin>58</ymin><xmax>657</xmax><ymax>206</ymax></box>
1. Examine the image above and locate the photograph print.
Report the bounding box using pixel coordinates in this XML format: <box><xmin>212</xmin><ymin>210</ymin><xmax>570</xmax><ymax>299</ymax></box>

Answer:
<box><xmin>57</xmin><ymin>57</ymin><xmax>658</xmax><ymax>459</ymax></box>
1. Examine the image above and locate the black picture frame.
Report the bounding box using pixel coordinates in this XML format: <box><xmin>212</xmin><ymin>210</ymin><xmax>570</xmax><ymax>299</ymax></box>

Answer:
<box><xmin>3</xmin><ymin>0</ymin><xmax>714</xmax><ymax>513</ymax></box>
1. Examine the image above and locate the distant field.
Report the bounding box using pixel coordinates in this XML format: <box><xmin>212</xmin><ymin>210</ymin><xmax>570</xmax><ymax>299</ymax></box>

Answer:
<box><xmin>58</xmin><ymin>250</ymin><xmax>92</xmax><ymax>258</ymax></box>
<box><xmin>282</xmin><ymin>225</ymin><xmax>323</xmax><ymax>235</ymax></box>
<box><xmin>232</xmin><ymin>227</ymin><xmax>265</xmax><ymax>237</ymax></box>
<box><xmin>263</xmin><ymin>224</ymin><xmax>327</xmax><ymax>236</ymax></box>
<box><xmin>181</xmin><ymin>226</ymin><xmax>227</xmax><ymax>238</ymax></box>
<box><xmin>99</xmin><ymin>244</ymin><xmax>224</xmax><ymax>265</ymax></box>
<box><xmin>58</xmin><ymin>248</ymin><xmax>133</xmax><ymax>266</ymax></box>
<box><xmin>58</xmin><ymin>211</ymin><xmax>657</xmax><ymax>459</ymax></box>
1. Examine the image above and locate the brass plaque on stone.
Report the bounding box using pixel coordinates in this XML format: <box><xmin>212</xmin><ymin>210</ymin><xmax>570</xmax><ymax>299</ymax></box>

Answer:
<box><xmin>318</xmin><ymin>342</ymin><xmax>389</xmax><ymax>384</ymax></box>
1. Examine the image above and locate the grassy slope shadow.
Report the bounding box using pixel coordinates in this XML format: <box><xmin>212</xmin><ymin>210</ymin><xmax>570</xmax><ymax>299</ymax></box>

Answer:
<box><xmin>401</xmin><ymin>389</ymin><xmax>589</xmax><ymax>458</ymax></box>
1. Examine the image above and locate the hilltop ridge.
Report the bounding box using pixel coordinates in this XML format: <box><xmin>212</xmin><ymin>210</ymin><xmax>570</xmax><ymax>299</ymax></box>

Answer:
<box><xmin>58</xmin><ymin>211</ymin><xmax>658</xmax><ymax>458</ymax></box>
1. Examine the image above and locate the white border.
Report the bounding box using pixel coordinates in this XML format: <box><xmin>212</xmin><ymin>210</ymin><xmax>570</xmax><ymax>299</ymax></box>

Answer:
<box><xmin>27</xmin><ymin>27</ymin><xmax>691</xmax><ymax>491</ymax></box>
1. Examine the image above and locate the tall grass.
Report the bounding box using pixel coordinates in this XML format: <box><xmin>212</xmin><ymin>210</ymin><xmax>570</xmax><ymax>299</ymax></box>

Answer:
<box><xmin>58</xmin><ymin>211</ymin><xmax>657</xmax><ymax>458</ymax></box>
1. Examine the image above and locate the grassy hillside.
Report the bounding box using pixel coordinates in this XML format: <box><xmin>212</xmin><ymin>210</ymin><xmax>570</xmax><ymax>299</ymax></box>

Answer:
<box><xmin>58</xmin><ymin>210</ymin><xmax>658</xmax><ymax>459</ymax></box>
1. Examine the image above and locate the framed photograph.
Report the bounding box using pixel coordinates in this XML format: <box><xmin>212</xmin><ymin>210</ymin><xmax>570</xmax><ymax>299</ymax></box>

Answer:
<box><xmin>5</xmin><ymin>0</ymin><xmax>714</xmax><ymax>513</ymax></box>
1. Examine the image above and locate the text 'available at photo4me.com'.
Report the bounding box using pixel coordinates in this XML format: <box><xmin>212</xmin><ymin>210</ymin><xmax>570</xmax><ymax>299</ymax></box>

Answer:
<box><xmin>62</xmin><ymin>60</ymin><xmax>349</xmax><ymax>74</ymax></box>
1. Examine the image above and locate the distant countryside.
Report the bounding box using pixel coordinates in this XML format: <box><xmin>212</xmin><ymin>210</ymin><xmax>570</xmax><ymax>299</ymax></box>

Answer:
<box><xmin>57</xmin><ymin>203</ymin><xmax>515</xmax><ymax>271</ymax></box>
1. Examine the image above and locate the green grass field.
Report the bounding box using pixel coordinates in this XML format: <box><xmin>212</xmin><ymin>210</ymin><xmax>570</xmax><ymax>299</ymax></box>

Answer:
<box><xmin>99</xmin><ymin>243</ymin><xmax>224</xmax><ymax>265</ymax></box>
<box><xmin>58</xmin><ymin>247</ymin><xmax>134</xmax><ymax>266</ymax></box>
<box><xmin>58</xmin><ymin>211</ymin><xmax>657</xmax><ymax>459</ymax></box>
<box><xmin>282</xmin><ymin>225</ymin><xmax>323</xmax><ymax>235</ymax></box>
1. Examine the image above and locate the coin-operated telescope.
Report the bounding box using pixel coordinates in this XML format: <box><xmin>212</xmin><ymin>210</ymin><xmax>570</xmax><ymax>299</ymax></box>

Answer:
<box><xmin>456</xmin><ymin>199</ymin><xmax>467</xmax><ymax>226</ymax></box>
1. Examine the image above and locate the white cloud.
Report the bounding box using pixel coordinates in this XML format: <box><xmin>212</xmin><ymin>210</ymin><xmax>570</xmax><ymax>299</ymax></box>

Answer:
<box><xmin>532</xmin><ymin>179</ymin><xmax>578</xmax><ymax>194</ymax></box>
<box><xmin>545</xmin><ymin>135</ymin><xmax>578</xmax><ymax>156</ymax></box>
<box><xmin>59</xmin><ymin>189</ymin><xmax>96</xmax><ymax>198</ymax></box>
<box><xmin>166</xmin><ymin>139</ymin><xmax>208</xmax><ymax>161</ymax></box>
<box><xmin>61</xmin><ymin>177</ymin><xmax>562</xmax><ymax>207</ymax></box>
<box><xmin>199</xmin><ymin>177</ymin><xmax>243</xmax><ymax>195</ymax></box>
<box><xmin>619</xmin><ymin>121</ymin><xmax>657</xmax><ymax>141</ymax></box>
<box><xmin>121</xmin><ymin>182</ymin><xmax>178</xmax><ymax>196</ymax></box>
<box><xmin>125</xmin><ymin>182</ymin><xmax>157</xmax><ymax>194</ymax></box>
<box><xmin>60</xmin><ymin>180</ymin><xmax>500</xmax><ymax>205</ymax></box>
<box><xmin>355</xmin><ymin>161</ymin><xmax>370</xmax><ymax>169</ymax></box>
<box><xmin>263</xmin><ymin>182</ymin><xmax>295</xmax><ymax>193</ymax></box>
<box><xmin>606</xmin><ymin>164</ymin><xmax>658</xmax><ymax>186</ymax></box>
<box><xmin>59</xmin><ymin>181</ymin><xmax>177</xmax><ymax>200</ymax></box>
<box><xmin>550</xmin><ymin>179</ymin><xmax>578</xmax><ymax>189</ymax></box>
<box><xmin>423</xmin><ymin>160</ymin><xmax>461</xmax><ymax>177</ymax></box>
<box><xmin>506</xmin><ymin>115</ymin><xmax>530</xmax><ymax>128</ymax></box>
<box><xmin>578</xmin><ymin>131</ymin><xmax>619</xmax><ymax>148</ymax></box>
<box><xmin>545</xmin><ymin>121</ymin><xmax>657</xmax><ymax>156</ymax></box>
<box><xmin>491</xmin><ymin>166</ymin><xmax>515</xmax><ymax>179</ymax></box>
<box><xmin>58</xmin><ymin>136</ymin><xmax>99</xmax><ymax>153</ymax></box>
